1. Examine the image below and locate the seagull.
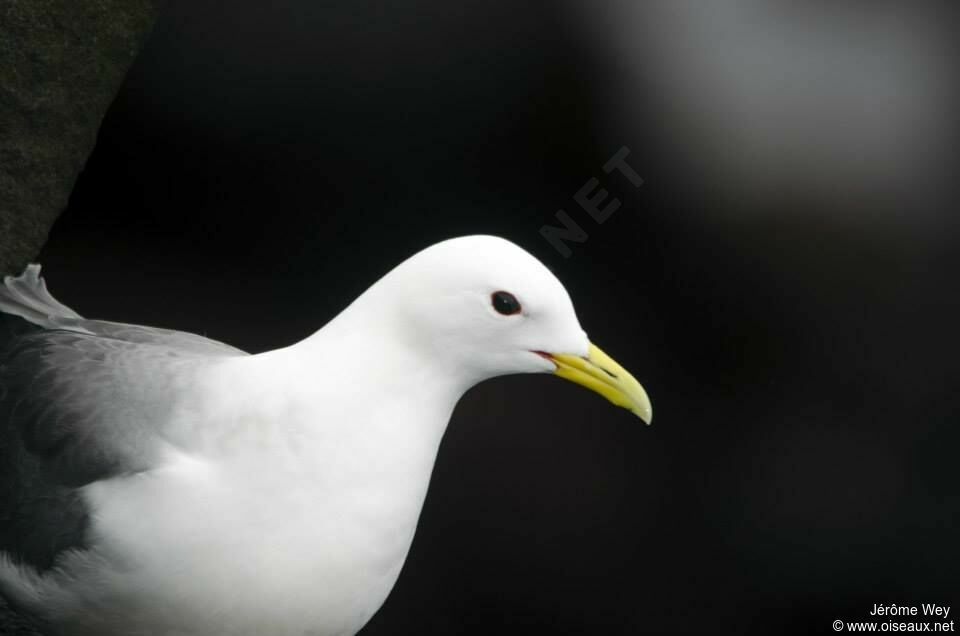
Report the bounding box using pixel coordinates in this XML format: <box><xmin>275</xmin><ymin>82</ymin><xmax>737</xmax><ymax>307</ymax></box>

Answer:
<box><xmin>0</xmin><ymin>235</ymin><xmax>652</xmax><ymax>636</ymax></box>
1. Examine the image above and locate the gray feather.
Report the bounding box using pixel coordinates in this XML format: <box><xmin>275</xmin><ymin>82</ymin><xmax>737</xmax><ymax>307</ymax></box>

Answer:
<box><xmin>0</xmin><ymin>264</ymin><xmax>250</xmax><ymax>572</ymax></box>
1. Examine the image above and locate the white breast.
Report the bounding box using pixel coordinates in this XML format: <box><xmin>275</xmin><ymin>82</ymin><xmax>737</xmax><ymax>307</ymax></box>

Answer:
<box><xmin>30</xmin><ymin>391</ymin><xmax>454</xmax><ymax>636</ymax></box>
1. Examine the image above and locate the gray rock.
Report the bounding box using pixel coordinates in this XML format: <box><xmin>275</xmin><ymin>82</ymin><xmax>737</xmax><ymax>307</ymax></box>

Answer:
<box><xmin>0</xmin><ymin>0</ymin><xmax>163</xmax><ymax>277</ymax></box>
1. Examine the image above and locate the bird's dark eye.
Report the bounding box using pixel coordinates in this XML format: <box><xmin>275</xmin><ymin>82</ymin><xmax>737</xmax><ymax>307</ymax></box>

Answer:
<box><xmin>491</xmin><ymin>291</ymin><xmax>522</xmax><ymax>315</ymax></box>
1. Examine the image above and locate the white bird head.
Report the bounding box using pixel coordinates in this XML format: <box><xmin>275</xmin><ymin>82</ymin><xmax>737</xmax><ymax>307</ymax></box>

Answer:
<box><xmin>354</xmin><ymin>235</ymin><xmax>652</xmax><ymax>423</ymax></box>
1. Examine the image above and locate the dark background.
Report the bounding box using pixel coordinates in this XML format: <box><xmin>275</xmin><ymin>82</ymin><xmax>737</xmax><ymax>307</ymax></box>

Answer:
<box><xmin>27</xmin><ymin>1</ymin><xmax>960</xmax><ymax>634</ymax></box>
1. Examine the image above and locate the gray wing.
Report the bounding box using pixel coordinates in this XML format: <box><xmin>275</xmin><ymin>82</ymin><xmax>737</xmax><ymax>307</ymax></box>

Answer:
<box><xmin>0</xmin><ymin>265</ymin><xmax>249</xmax><ymax>570</ymax></box>
<box><xmin>1</xmin><ymin>329</ymin><xmax>243</xmax><ymax>486</ymax></box>
<box><xmin>0</xmin><ymin>264</ymin><xmax>249</xmax><ymax>485</ymax></box>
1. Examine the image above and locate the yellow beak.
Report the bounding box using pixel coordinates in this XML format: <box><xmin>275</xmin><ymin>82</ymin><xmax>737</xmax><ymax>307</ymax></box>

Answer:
<box><xmin>543</xmin><ymin>342</ymin><xmax>653</xmax><ymax>424</ymax></box>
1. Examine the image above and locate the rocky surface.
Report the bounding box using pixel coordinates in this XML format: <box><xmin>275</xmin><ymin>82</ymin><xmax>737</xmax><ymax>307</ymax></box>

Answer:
<box><xmin>0</xmin><ymin>0</ymin><xmax>162</xmax><ymax>277</ymax></box>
